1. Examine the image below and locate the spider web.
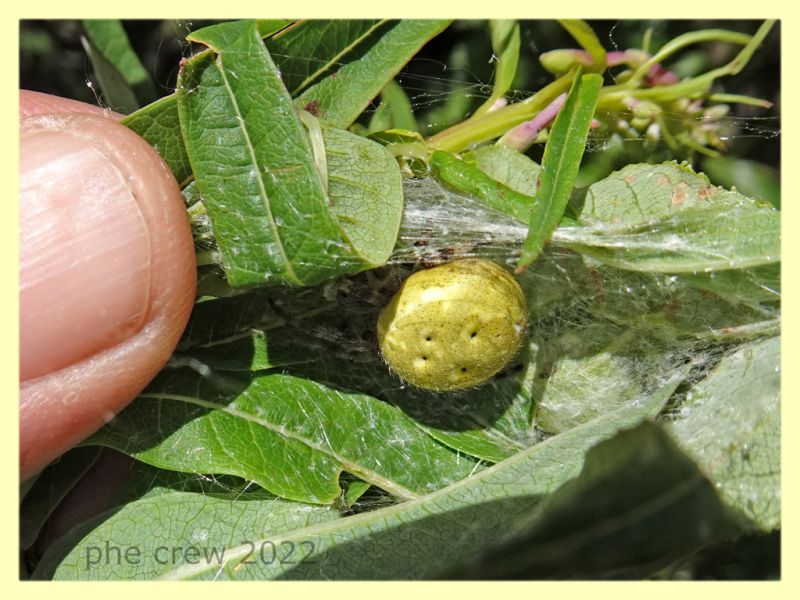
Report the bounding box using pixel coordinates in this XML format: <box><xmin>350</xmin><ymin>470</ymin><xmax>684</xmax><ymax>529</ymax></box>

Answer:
<box><xmin>175</xmin><ymin>24</ymin><xmax>779</xmax><ymax>472</ymax></box>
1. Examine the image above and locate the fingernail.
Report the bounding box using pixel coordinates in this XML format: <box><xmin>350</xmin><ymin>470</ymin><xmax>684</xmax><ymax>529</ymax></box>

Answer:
<box><xmin>20</xmin><ymin>119</ymin><xmax>152</xmax><ymax>381</ymax></box>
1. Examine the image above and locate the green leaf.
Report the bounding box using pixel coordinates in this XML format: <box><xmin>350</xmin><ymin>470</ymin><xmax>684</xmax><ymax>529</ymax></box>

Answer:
<box><xmin>85</xmin><ymin>366</ymin><xmax>480</xmax><ymax>505</ymax></box>
<box><xmin>554</xmin><ymin>162</ymin><xmax>781</xmax><ymax>273</ymax></box>
<box><xmin>122</xmin><ymin>95</ymin><xmax>193</xmax><ymax>187</ymax></box>
<box><xmin>557</xmin><ymin>20</ymin><xmax>606</xmax><ymax>70</ymax></box>
<box><xmin>472</xmin><ymin>20</ymin><xmax>521</xmax><ymax>117</ymax></box>
<box><xmin>256</xmin><ymin>19</ymin><xmax>295</xmax><ymax>38</ymax></box>
<box><xmin>80</xmin><ymin>37</ymin><xmax>140</xmax><ymax>115</ymax></box>
<box><xmin>517</xmin><ymin>72</ymin><xmax>602</xmax><ymax>271</ymax></box>
<box><xmin>467</xmin><ymin>144</ymin><xmax>541</xmax><ymax>197</ymax></box>
<box><xmin>681</xmin><ymin>264</ymin><xmax>780</xmax><ymax>309</ymax></box>
<box><xmin>291</xmin><ymin>351</ymin><xmax>533</xmax><ymax>464</ymax></box>
<box><xmin>68</xmin><ymin>372</ymin><xmax>670</xmax><ymax>580</ymax></box>
<box><xmin>81</xmin><ymin>19</ymin><xmax>157</xmax><ymax>112</ymax></box>
<box><xmin>580</xmin><ymin>161</ymin><xmax>754</xmax><ymax>224</ymax></box>
<box><xmin>387</xmin><ymin>332</ymin><xmax>682</xmax><ymax>463</ymax></box>
<box><xmin>534</xmin><ymin>331</ymin><xmax>656</xmax><ymax>434</ymax></box>
<box><xmin>295</xmin><ymin>20</ymin><xmax>451</xmax><ymax>128</ymax></box>
<box><xmin>668</xmin><ymin>336</ymin><xmax>780</xmax><ymax>532</ymax></box>
<box><xmin>444</xmin><ymin>423</ymin><xmax>740</xmax><ymax>579</ymax></box>
<box><xmin>488</xmin><ymin>20</ymin><xmax>521</xmax><ymax>95</ymax></box>
<box><xmin>342</xmin><ymin>479</ymin><xmax>372</xmax><ymax>508</ymax></box>
<box><xmin>265</xmin><ymin>20</ymin><xmax>385</xmax><ymax>96</ymax></box>
<box><xmin>43</xmin><ymin>486</ymin><xmax>339</xmax><ymax>580</ymax></box>
<box><xmin>431</xmin><ymin>150</ymin><xmax>535</xmax><ymax>225</ymax></box>
<box><xmin>367</xmin><ymin>79</ymin><xmax>416</xmax><ymax>133</ymax></box>
<box><xmin>178</xmin><ymin>20</ymin><xmax>393</xmax><ymax>287</ymax></box>
<box><xmin>176</xmin><ymin>282</ymin><xmax>524</xmax><ymax>466</ymax></box>
<box><xmin>555</xmin><ymin>211</ymin><xmax>780</xmax><ymax>274</ymax></box>
<box><xmin>178</xmin><ymin>289</ymin><xmax>284</xmax><ymax>349</ymax></box>
<box><xmin>569</xmin><ymin>262</ymin><xmax>778</xmax><ymax>343</ymax></box>
<box><xmin>122</xmin><ymin>20</ymin><xmax>293</xmax><ymax>186</ymax></box>
<box><xmin>174</xmin><ymin>327</ymin><xmax>316</xmax><ymax>372</ymax></box>
<box><xmin>394</xmin><ymin>374</ymin><xmax>532</xmax><ymax>464</ymax></box>
<box><xmin>322</xmin><ymin>125</ymin><xmax>404</xmax><ymax>265</ymax></box>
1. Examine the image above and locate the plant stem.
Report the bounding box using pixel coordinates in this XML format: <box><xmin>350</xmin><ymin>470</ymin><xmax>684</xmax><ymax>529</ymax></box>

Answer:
<box><xmin>627</xmin><ymin>29</ymin><xmax>752</xmax><ymax>88</ymax></box>
<box><xmin>498</xmin><ymin>92</ymin><xmax>567</xmax><ymax>152</ymax></box>
<box><xmin>598</xmin><ymin>20</ymin><xmax>775</xmax><ymax>110</ymax></box>
<box><xmin>708</xmin><ymin>92</ymin><xmax>772</xmax><ymax>108</ymax></box>
<box><xmin>425</xmin><ymin>71</ymin><xmax>575</xmax><ymax>153</ymax></box>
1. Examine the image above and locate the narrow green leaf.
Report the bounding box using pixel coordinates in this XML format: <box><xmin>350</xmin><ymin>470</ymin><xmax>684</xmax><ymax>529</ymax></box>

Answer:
<box><xmin>80</xmin><ymin>37</ymin><xmax>140</xmax><ymax>115</ymax></box>
<box><xmin>122</xmin><ymin>94</ymin><xmax>192</xmax><ymax>186</ymax></box>
<box><xmin>343</xmin><ymin>480</ymin><xmax>372</xmax><ymax>507</ymax></box>
<box><xmin>255</xmin><ymin>19</ymin><xmax>295</xmax><ymax>38</ymax></box>
<box><xmin>473</xmin><ymin>20</ymin><xmax>521</xmax><ymax>117</ymax></box>
<box><xmin>296</xmin><ymin>20</ymin><xmax>451</xmax><ymax>128</ymax></box>
<box><xmin>557</xmin><ymin>20</ymin><xmax>606</xmax><ymax>70</ymax></box>
<box><xmin>119</xmin><ymin>19</ymin><xmax>310</xmax><ymax>187</ymax></box>
<box><xmin>488</xmin><ymin>20</ymin><xmax>521</xmax><ymax>96</ymax></box>
<box><xmin>431</xmin><ymin>150</ymin><xmax>535</xmax><ymax>224</ymax></box>
<box><xmin>517</xmin><ymin>72</ymin><xmax>602</xmax><ymax>272</ymax></box>
<box><xmin>86</xmin><ymin>366</ymin><xmax>480</xmax><ymax>505</ymax></box>
<box><xmin>178</xmin><ymin>20</ymin><xmax>375</xmax><ymax>287</ymax></box>
<box><xmin>265</xmin><ymin>20</ymin><xmax>385</xmax><ymax>95</ymax></box>
<box><xmin>82</xmin><ymin>19</ymin><xmax>157</xmax><ymax>110</ymax></box>
<box><xmin>668</xmin><ymin>336</ymin><xmax>780</xmax><ymax>532</ymax></box>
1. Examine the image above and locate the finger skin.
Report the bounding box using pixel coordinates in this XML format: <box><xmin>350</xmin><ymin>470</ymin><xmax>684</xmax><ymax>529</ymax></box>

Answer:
<box><xmin>19</xmin><ymin>93</ymin><xmax>196</xmax><ymax>480</ymax></box>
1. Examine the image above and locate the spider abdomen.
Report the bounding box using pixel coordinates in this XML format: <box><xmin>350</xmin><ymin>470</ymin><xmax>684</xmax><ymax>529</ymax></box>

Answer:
<box><xmin>377</xmin><ymin>259</ymin><xmax>528</xmax><ymax>392</ymax></box>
